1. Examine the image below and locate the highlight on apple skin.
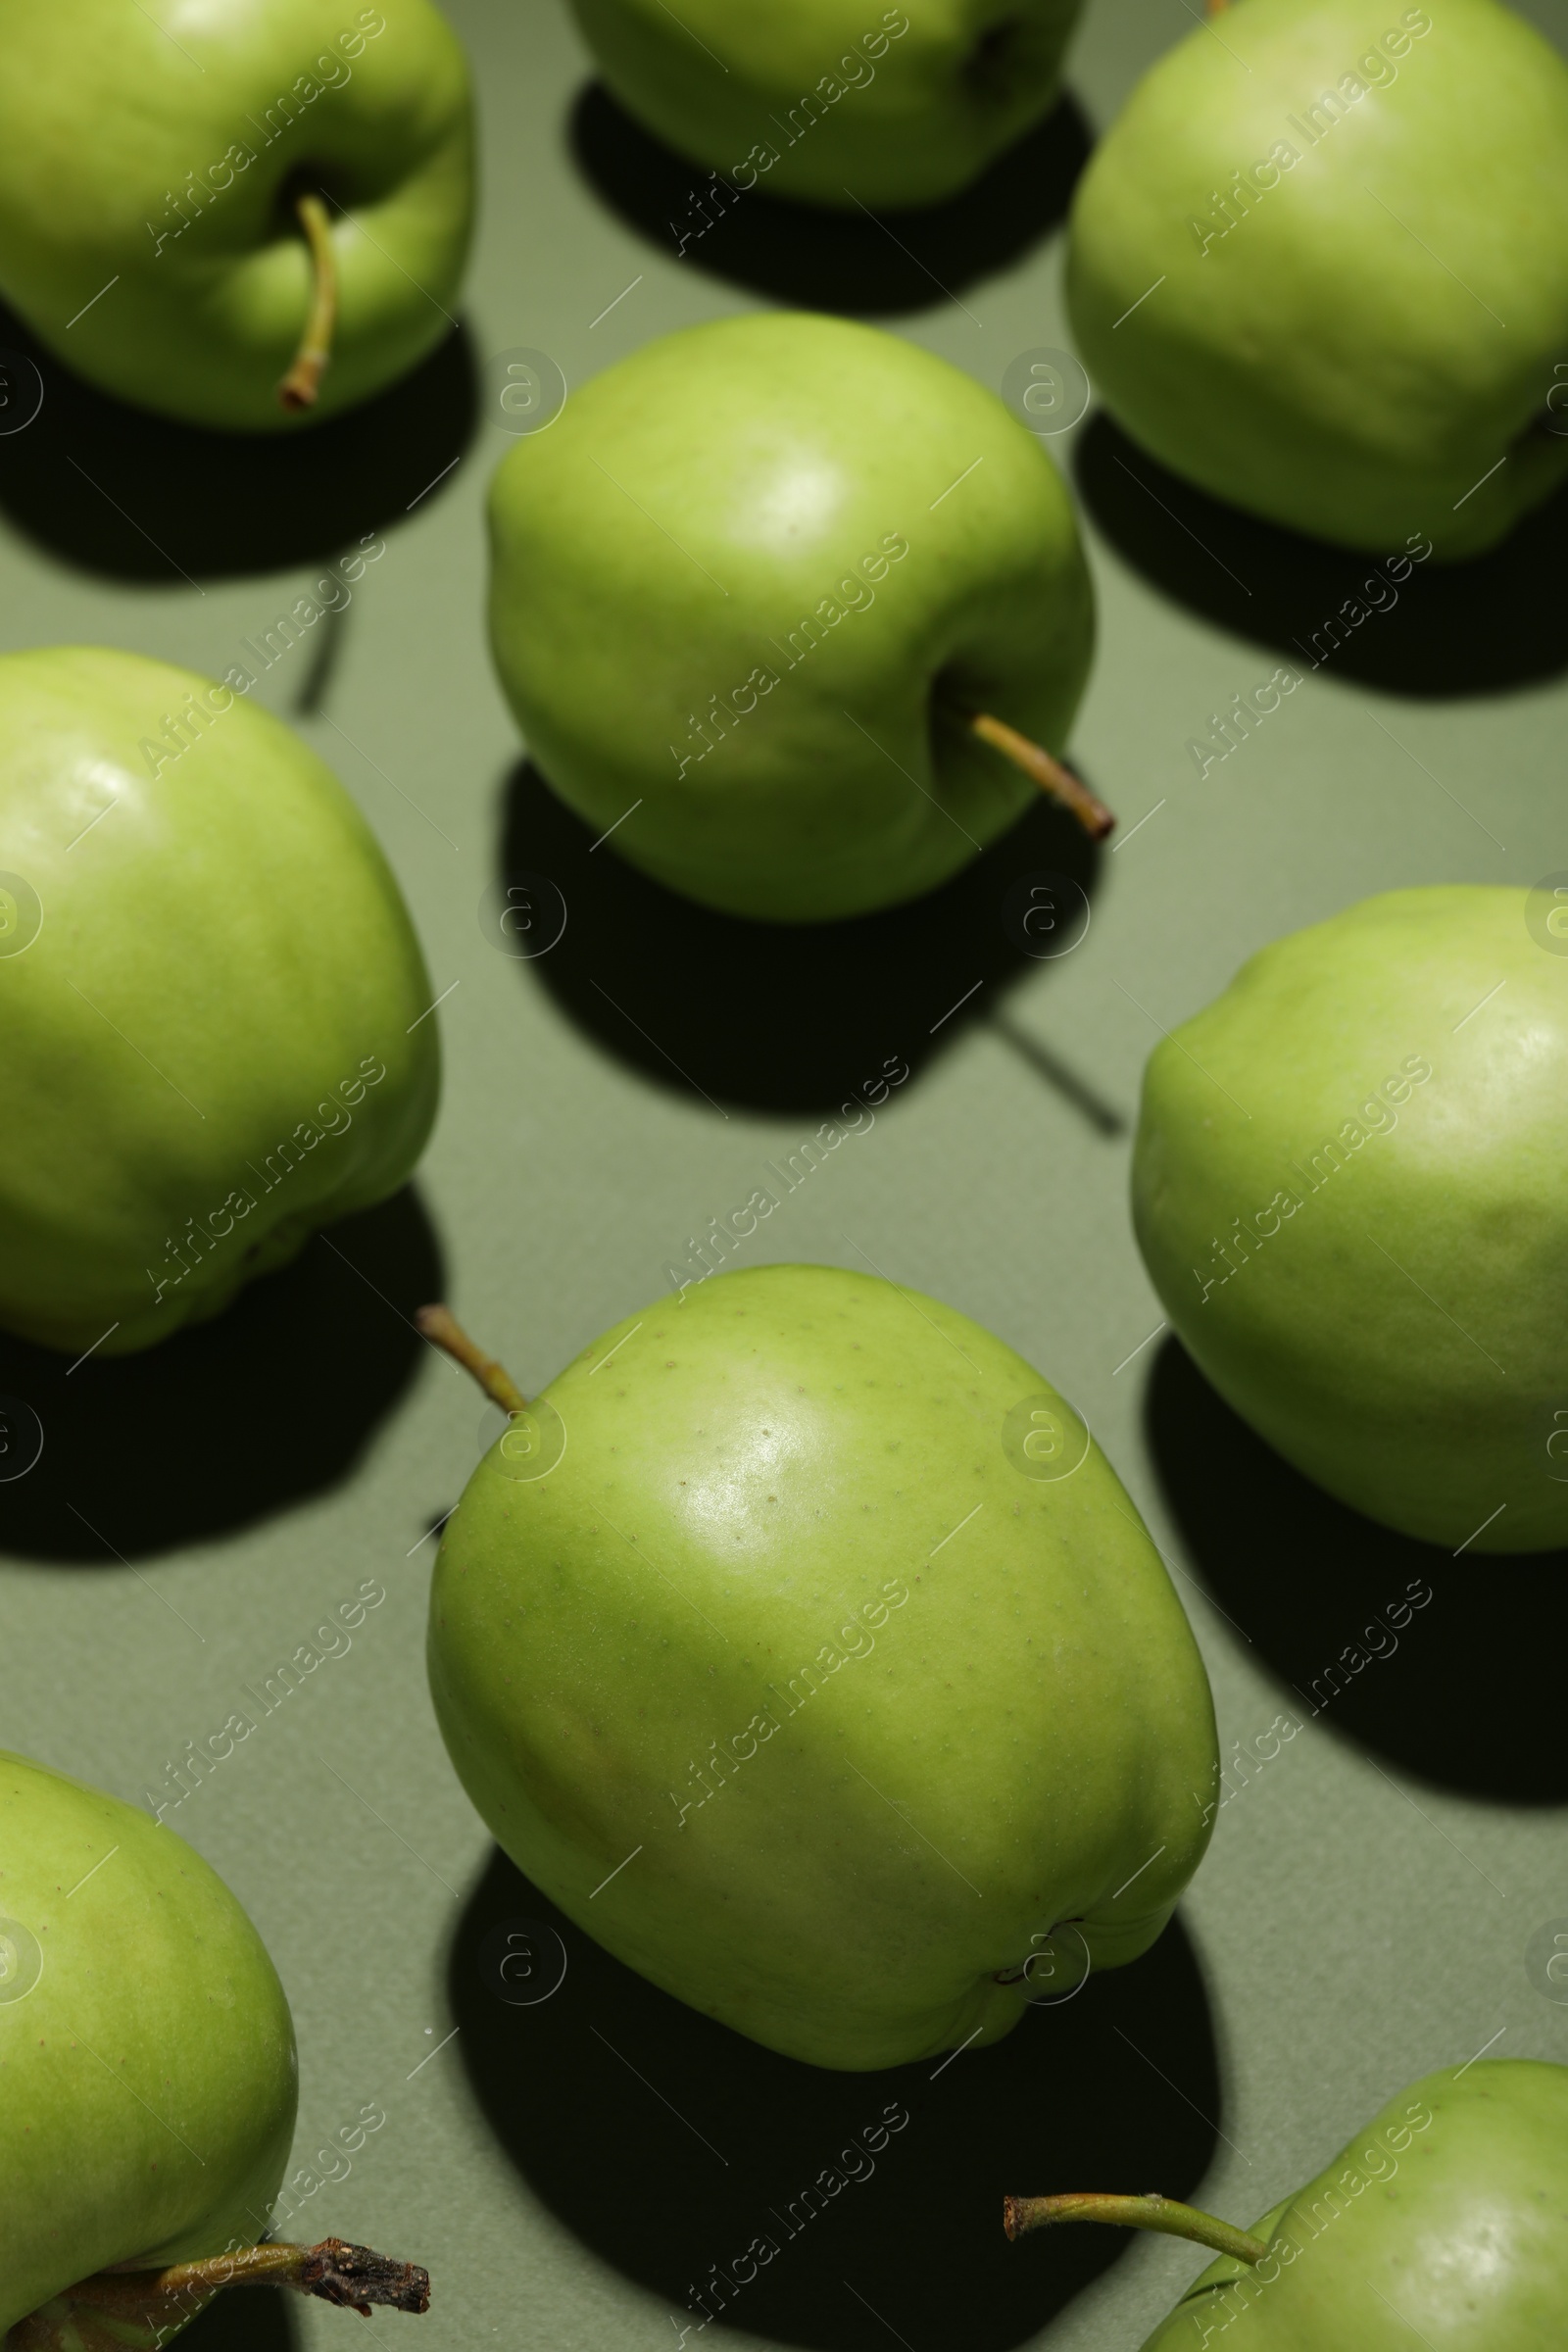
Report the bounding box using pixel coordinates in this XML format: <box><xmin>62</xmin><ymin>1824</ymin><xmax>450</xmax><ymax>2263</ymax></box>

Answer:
<box><xmin>0</xmin><ymin>0</ymin><xmax>475</xmax><ymax>431</ymax></box>
<box><xmin>0</xmin><ymin>646</ymin><xmax>441</xmax><ymax>1357</ymax></box>
<box><xmin>568</xmin><ymin>0</ymin><xmax>1087</xmax><ymax>211</ymax></box>
<box><xmin>423</xmin><ymin>1262</ymin><xmax>1219</xmax><ymax>2072</ymax></box>
<box><xmin>1132</xmin><ymin>885</ymin><xmax>1568</xmax><ymax>1551</ymax></box>
<box><xmin>487</xmin><ymin>312</ymin><xmax>1098</xmax><ymax>923</ymax></box>
<box><xmin>1066</xmin><ymin>0</ymin><xmax>1568</xmax><ymax>559</ymax></box>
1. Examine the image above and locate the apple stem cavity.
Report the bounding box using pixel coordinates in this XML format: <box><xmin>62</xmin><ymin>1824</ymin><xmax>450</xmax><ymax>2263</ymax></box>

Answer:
<box><xmin>966</xmin><ymin>711</ymin><xmax>1115</xmax><ymax>840</ymax></box>
<box><xmin>13</xmin><ymin>2241</ymin><xmax>430</xmax><ymax>2350</ymax></box>
<box><xmin>1002</xmin><ymin>2190</ymin><xmax>1270</xmax><ymax>2266</ymax></box>
<box><xmin>278</xmin><ymin>192</ymin><xmax>338</xmax><ymax>413</ymax></box>
<box><xmin>416</xmin><ymin>1302</ymin><xmax>531</xmax><ymax>1415</ymax></box>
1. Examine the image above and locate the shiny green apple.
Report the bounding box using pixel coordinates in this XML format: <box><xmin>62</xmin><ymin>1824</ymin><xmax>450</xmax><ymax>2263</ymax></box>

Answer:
<box><xmin>487</xmin><ymin>312</ymin><xmax>1097</xmax><ymax>921</ymax></box>
<box><xmin>1132</xmin><ymin>885</ymin><xmax>1568</xmax><ymax>1551</ymax></box>
<box><xmin>1067</xmin><ymin>0</ymin><xmax>1568</xmax><ymax>557</ymax></box>
<box><xmin>0</xmin><ymin>1749</ymin><xmax>296</xmax><ymax>2338</ymax></box>
<box><xmin>424</xmin><ymin>1262</ymin><xmax>1217</xmax><ymax>2071</ymax></box>
<box><xmin>0</xmin><ymin>645</ymin><xmax>439</xmax><ymax>1356</ymax></box>
<box><xmin>1010</xmin><ymin>2061</ymin><xmax>1568</xmax><ymax>2347</ymax></box>
<box><xmin>567</xmin><ymin>0</ymin><xmax>1085</xmax><ymax>208</ymax></box>
<box><xmin>0</xmin><ymin>0</ymin><xmax>473</xmax><ymax>430</ymax></box>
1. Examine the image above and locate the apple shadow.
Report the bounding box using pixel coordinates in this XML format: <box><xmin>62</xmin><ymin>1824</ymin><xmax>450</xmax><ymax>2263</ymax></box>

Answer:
<box><xmin>0</xmin><ymin>1186</ymin><xmax>443</xmax><ymax>1565</ymax></box>
<box><xmin>1144</xmin><ymin>1337</ymin><xmax>1568</xmax><ymax>1805</ymax></box>
<box><xmin>569</xmin><ymin>82</ymin><xmax>1091</xmax><ymax>314</ymax></box>
<box><xmin>1073</xmin><ymin>413</ymin><xmax>1568</xmax><ymax>699</ymax></box>
<box><xmin>497</xmin><ymin>759</ymin><xmax>1119</xmax><ymax>1121</ymax></box>
<box><xmin>447</xmin><ymin>1845</ymin><xmax>1220</xmax><ymax>2352</ymax></box>
<box><xmin>178</xmin><ymin>2284</ymin><xmax>300</xmax><ymax>2352</ymax></box>
<box><xmin>0</xmin><ymin>300</ymin><xmax>478</xmax><ymax>584</ymax></box>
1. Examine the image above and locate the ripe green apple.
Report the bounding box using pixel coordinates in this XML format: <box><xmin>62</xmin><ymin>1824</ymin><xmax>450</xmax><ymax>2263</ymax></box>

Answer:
<box><xmin>1132</xmin><ymin>886</ymin><xmax>1568</xmax><ymax>1552</ymax></box>
<box><xmin>0</xmin><ymin>0</ymin><xmax>473</xmax><ymax>430</ymax></box>
<box><xmin>1007</xmin><ymin>2059</ymin><xmax>1568</xmax><ymax>2348</ymax></box>
<box><xmin>488</xmin><ymin>312</ymin><xmax>1099</xmax><ymax>922</ymax></box>
<box><xmin>1067</xmin><ymin>0</ymin><xmax>1568</xmax><ymax>558</ymax></box>
<box><xmin>0</xmin><ymin>1747</ymin><xmax>296</xmax><ymax>2337</ymax></box>
<box><xmin>3</xmin><ymin>1750</ymin><xmax>432</xmax><ymax>2349</ymax></box>
<box><xmin>422</xmin><ymin>1262</ymin><xmax>1218</xmax><ymax>2071</ymax></box>
<box><xmin>566</xmin><ymin>0</ymin><xmax>1085</xmax><ymax>209</ymax></box>
<box><xmin>0</xmin><ymin>645</ymin><xmax>439</xmax><ymax>1358</ymax></box>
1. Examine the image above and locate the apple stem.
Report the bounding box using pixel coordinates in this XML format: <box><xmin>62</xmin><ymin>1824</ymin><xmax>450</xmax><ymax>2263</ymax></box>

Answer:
<box><xmin>278</xmin><ymin>191</ymin><xmax>338</xmax><ymax>413</ymax></box>
<box><xmin>9</xmin><ymin>2242</ymin><xmax>429</xmax><ymax>2352</ymax></box>
<box><xmin>1003</xmin><ymin>2191</ymin><xmax>1269</xmax><ymax>2265</ymax></box>
<box><xmin>416</xmin><ymin>1303</ymin><xmax>530</xmax><ymax>1415</ymax></box>
<box><xmin>966</xmin><ymin>711</ymin><xmax>1115</xmax><ymax>840</ymax></box>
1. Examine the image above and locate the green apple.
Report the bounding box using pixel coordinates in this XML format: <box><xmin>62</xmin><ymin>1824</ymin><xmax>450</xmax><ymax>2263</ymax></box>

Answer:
<box><xmin>2</xmin><ymin>1750</ymin><xmax>431</xmax><ymax>2350</ymax></box>
<box><xmin>1132</xmin><ymin>885</ymin><xmax>1568</xmax><ymax>1552</ymax></box>
<box><xmin>0</xmin><ymin>645</ymin><xmax>439</xmax><ymax>1357</ymax></box>
<box><xmin>488</xmin><ymin>312</ymin><xmax>1100</xmax><ymax>922</ymax></box>
<box><xmin>1007</xmin><ymin>2059</ymin><xmax>1568</xmax><ymax>2348</ymax></box>
<box><xmin>567</xmin><ymin>0</ymin><xmax>1085</xmax><ymax>209</ymax></box>
<box><xmin>1067</xmin><ymin>0</ymin><xmax>1568</xmax><ymax>558</ymax></box>
<box><xmin>0</xmin><ymin>0</ymin><xmax>473</xmax><ymax>430</ymax></box>
<box><xmin>422</xmin><ymin>1262</ymin><xmax>1218</xmax><ymax>2071</ymax></box>
<box><xmin>0</xmin><ymin>1747</ymin><xmax>295</xmax><ymax>2337</ymax></box>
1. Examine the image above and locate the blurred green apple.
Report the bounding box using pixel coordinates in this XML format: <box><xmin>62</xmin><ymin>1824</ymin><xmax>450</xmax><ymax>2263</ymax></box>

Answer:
<box><xmin>488</xmin><ymin>312</ymin><xmax>1100</xmax><ymax>921</ymax></box>
<box><xmin>569</xmin><ymin>0</ymin><xmax>1085</xmax><ymax>208</ymax></box>
<box><xmin>1067</xmin><ymin>0</ymin><xmax>1568</xmax><ymax>557</ymax></box>
<box><xmin>0</xmin><ymin>646</ymin><xmax>439</xmax><ymax>1356</ymax></box>
<box><xmin>0</xmin><ymin>0</ymin><xmax>473</xmax><ymax>429</ymax></box>
<box><xmin>422</xmin><ymin>1262</ymin><xmax>1217</xmax><ymax>2071</ymax></box>
<box><xmin>1132</xmin><ymin>886</ymin><xmax>1568</xmax><ymax>1550</ymax></box>
<box><xmin>1008</xmin><ymin>2060</ymin><xmax>1568</xmax><ymax>2349</ymax></box>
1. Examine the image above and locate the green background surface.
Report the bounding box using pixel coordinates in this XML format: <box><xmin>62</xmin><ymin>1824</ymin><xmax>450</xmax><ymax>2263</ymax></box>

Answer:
<box><xmin>2</xmin><ymin>1</ymin><xmax>1566</xmax><ymax>2347</ymax></box>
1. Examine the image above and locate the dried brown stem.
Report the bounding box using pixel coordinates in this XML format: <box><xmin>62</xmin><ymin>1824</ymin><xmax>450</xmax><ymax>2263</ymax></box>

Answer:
<box><xmin>11</xmin><ymin>2242</ymin><xmax>429</xmax><ymax>2352</ymax></box>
